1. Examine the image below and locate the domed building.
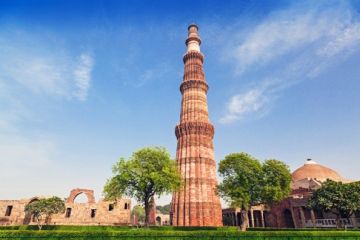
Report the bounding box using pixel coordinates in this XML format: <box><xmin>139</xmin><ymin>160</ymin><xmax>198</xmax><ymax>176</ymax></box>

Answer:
<box><xmin>222</xmin><ymin>159</ymin><xmax>359</xmax><ymax>229</ymax></box>
<box><xmin>292</xmin><ymin>159</ymin><xmax>344</xmax><ymax>182</ymax></box>
<box><xmin>265</xmin><ymin>159</ymin><xmax>358</xmax><ymax>229</ymax></box>
<box><xmin>291</xmin><ymin>159</ymin><xmax>350</xmax><ymax>195</ymax></box>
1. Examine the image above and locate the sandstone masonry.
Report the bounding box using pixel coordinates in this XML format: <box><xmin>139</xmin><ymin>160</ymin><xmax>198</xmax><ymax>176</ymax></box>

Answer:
<box><xmin>0</xmin><ymin>188</ymin><xmax>131</xmax><ymax>226</ymax></box>
<box><xmin>170</xmin><ymin>24</ymin><xmax>223</xmax><ymax>226</ymax></box>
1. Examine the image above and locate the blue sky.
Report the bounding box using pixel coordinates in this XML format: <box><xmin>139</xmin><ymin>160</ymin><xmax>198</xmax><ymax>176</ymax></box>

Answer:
<box><xmin>1</xmin><ymin>0</ymin><xmax>360</xmax><ymax>205</ymax></box>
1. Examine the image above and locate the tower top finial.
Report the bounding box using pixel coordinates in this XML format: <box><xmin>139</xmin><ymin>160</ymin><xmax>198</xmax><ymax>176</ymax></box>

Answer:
<box><xmin>188</xmin><ymin>23</ymin><xmax>199</xmax><ymax>31</ymax></box>
<box><xmin>186</xmin><ymin>23</ymin><xmax>201</xmax><ymax>52</ymax></box>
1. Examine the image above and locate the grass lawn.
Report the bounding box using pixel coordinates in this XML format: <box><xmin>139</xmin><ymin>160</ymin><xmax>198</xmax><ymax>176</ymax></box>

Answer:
<box><xmin>0</xmin><ymin>226</ymin><xmax>359</xmax><ymax>239</ymax></box>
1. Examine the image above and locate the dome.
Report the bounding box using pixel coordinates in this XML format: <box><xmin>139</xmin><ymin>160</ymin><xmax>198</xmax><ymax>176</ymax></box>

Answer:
<box><xmin>292</xmin><ymin>159</ymin><xmax>343</xmax><ymax>183</ymax></box>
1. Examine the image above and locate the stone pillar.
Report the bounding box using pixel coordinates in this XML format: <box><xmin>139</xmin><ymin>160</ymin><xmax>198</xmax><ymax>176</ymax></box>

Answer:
<box><xmin>170</xmin><ymin>24</ymin><xmax>222</xmax><ymax>226</ymax></box>
<box><xmin>299</xmin><ymin>207</ymin><xmax>306</xmax><ymax>227</ymax></box>
<box><xmin>234</xmin><ymin>212</ymin><xmax>238</xmax><ymax>226</ymax></box>
<box><xmin>261</xmin><ymin>210</ymin><xmax>265</xmax><ymax>227</ymax></box>
<box><xmin>290</xmin><ymin>207</ymin><xmax>298</xmax><ymax>228</ymax></box>
<box><xmin>250</xmin><ymin>210</ymin><xmax>255</xmax><ymax>228</ymax></box>
<box><xmin>310</xmin><ymin>210</ymin><xmax>316</xmax><ymax>228</ymax></box>
<box><xmin>349</xmin><ymin>214</ymin><xmax>357</xmax><ymax>228</ymax></box>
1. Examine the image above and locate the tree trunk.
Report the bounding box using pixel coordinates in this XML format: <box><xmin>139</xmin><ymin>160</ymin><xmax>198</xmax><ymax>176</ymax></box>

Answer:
<box><xmin>144</xmin><ymin>200</ymin><xmax>150</xmax><ymax>227</ymax></box>
<box><xmin>336</xmin><ymin>215</ymin><xmax>342</xmax><ymax>229</ymax></box>
<box><xmin>240</xmin><ymin>209</ymin><xmax>249</xmax><ymax>231</ymax></box>
<box><xmin>36</xmin><ymin>216</ymin><xmax>42</xmax><ymax>231</ymax></box>
<box><xmin>45</xmin><ymin>215</ymin><xmax>51</xmax><ymax>226</ymax></box>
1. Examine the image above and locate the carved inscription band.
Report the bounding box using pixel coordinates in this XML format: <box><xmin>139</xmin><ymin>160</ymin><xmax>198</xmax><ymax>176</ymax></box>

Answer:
<box><xmin>180</xmin><ymin>79</ymin><xmax>209</xmax><ymax>94</ymax></box>
<box><xmin>183</xmin><ymin>51</ymin><xmax>204</xmax><ymax>63</ymax></box>
<box><xmin>175</xmin><ymin>121</ymin><xmax>214</xmax><ymax>139</ymax></box>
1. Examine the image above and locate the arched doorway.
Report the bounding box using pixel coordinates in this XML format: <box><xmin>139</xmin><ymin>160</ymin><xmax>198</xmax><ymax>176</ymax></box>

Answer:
<box><xmin>283</xmin><ymin>209</ymin><xmax>295</xmax><ymax>228</ymax></box>
<box><xmin>156</xmin><ymin>216</ymin><xmax>161</xmax><ymax>225</ymax></box>
<box><xmin>23</xmin><ymin>198</ymin><xmax>39</xmax><ymax>225</ymax></box>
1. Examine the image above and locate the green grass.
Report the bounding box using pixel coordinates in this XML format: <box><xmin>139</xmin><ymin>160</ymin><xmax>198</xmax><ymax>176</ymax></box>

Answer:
<box><xmin>0</xmin><ymin>226</ymin><xmax>360</xmax><ymax>239</ymax></box>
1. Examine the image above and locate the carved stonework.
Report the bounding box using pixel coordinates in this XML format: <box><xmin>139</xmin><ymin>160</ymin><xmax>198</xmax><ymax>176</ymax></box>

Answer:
<box><xmin>171</xmin><ymin>24</ymin><xmax>223</xmax><ymax>227</ymax></box>
<box><xmin>183</xmin><ymin>51</ymin><xmax>204</xmax><ymax>63</ymax></box>
<box><xmin>175</xmin><ymin>122</ymin><xmax>214</xmax><ymax>139</ymax></box>
<box><xmin>180</xmin><ymin>80</ymin><xmax>208</xmax><ymax>94</ymax></box>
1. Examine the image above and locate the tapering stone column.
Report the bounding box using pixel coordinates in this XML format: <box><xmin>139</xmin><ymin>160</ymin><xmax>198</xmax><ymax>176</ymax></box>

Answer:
<box><xmin>170</xmin><ymin>24</ymin><xmax>222</xmax><ymax>226</ymax></box>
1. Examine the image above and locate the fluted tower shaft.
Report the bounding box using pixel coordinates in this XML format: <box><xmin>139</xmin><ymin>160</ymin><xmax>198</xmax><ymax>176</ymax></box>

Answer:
<box><xmin>170</xmin><ymin>24</ymin><xmax>222</xmax><ymax>226</ymax></box>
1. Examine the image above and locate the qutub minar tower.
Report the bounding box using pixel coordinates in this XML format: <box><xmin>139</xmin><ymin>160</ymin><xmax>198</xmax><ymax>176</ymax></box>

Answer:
<box><xmin>170</xmin><ymin>24</ymin><xmax>223</xmax><ymax>226</ymax></box>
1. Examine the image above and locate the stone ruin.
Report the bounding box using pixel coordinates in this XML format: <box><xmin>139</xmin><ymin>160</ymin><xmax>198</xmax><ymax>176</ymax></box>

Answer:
<box><xmin>0</xmin><ymin>188</ymin><xmax>131</xmax><ymax>226</ymax></box>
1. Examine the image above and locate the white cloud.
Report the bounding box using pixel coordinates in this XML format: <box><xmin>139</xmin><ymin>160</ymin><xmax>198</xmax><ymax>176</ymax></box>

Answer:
<box><xmin>318</xmin><ymin>22</ymin><xmax>360</xmax><ymax>57</ymax></box>
<box><xmin>73</xmin><ymin>53</ymin><xmax>94</xmax><ymax>101</ymax></box>
<box><xmin>0</xmin><ymin>29</ymin><xmax>94</xmax><ymax>101</ymax></box>
<box><xmin>0</xmin><ymin>50</ymin><xmax>68</xmax><ymax>97</ymax></box>
<box><xmin>221</xmin><ymin>2</ymin><xmax>360</xmax><ymax>123</ymax></box>
<box><xmin>220</xmin><ymin>79</ymin><xmax>283</xmax><ymax>123</ymax></box>
<box><xmin>0</xmin><ymin>81</ymin><xmax>33</xmax><ymax>132</ymax></box>
<box><xmin>231</xmin><ymin>5</ymin><xmax>356</xmax><ymax>74</ymax></box>
<box><xmin>220</xmin><ymin>89</ymin><xmax>267</xmax><ymax>124</ymax></box>
<box><xmin>0</xmin><ymin>29</ymin><xmax>95</xmax><ymax>133</ymax></box>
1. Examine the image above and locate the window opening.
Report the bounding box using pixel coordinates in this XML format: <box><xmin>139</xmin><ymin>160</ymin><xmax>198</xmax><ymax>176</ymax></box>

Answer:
<box><xmin>109</xmin><ymin>204</ymin><xmax>114</xmax><ymax>211</ymax></box>
<box><xmin>91</xmin><ymin>209</ymin><xmax>96</xmax><ymax>218</ymax></box>
<box><xmin>5</xmin><ymin>206</ymin><xmax>13</xmax><ymax>216</ymax></box>
<box><xmin>65</xmin><ymin>208</ymin><xmax>72</xmax><ymax>218</ymax></box>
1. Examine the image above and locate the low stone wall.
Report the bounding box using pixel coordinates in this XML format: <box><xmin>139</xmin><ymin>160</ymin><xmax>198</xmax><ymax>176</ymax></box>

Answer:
<box><xmin>0</xmin><ymin>188</ymin><xmax>131</xmax><ymax>226</ymax></box>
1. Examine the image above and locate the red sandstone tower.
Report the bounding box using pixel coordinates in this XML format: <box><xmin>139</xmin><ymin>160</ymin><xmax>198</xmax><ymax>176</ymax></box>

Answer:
<box><xmin>170</xmin><ymin>24</ymin><xmax>222</xmax><ymax>226</ymax></box>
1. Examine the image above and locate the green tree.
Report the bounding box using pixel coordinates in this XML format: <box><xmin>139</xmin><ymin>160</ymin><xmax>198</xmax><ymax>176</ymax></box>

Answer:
<box><xmin>261</xmin><ymin>159</ymin><xmax>292</xmax><ymax>204</ymax></box>
<box><xmin>131</xmin><ymin>205</ymin><xmax>145</xmax><ymax>225</ymax></box>
<box><xmin>156</xmin><ymin>204</ymin><xmax>171</xmax><ymax>215</ymax></box>
<box><xmin>218</xmin><ymin>152</ymin><xmax>291</xmax><ymax>231</ymax></box>
<box><xmin>308</xmin><ymin>180</ymin><xmax>360</xmax><ymax>228</ymax></box>
<box><xmin>103</xmin><ymin>147</ymin><xmax>182</xmax><ymax>226</ymax></box>
<box><xmin>24</xmin><ymin>197</ymin><xmax>65</xmax><ymax>230</ymax></box>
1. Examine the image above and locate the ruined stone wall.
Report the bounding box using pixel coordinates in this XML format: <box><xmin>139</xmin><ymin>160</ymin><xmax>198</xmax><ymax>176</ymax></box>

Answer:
<box><xmin>0</xmin><ymin>197</ymin><xmax>40</xmax><ymax>225</ymax></box>
<box><xmin>156</xmin><ymin>212</ymin><xmax>170</xmax><ymax>225</ymax></box>
<box><xmin>0</xmin><ymin>199</ymin><xmax>28</xmax><ymax>225</ymax></box>
<box><xmin>51</xmin><ymin>199</ymin><xmax>131</xmax><ymax>225</ymax></box>
<box><xmin>0</xmin><ymin>189</ymin><xmax>131</xmax><ymax>226</ymax></box>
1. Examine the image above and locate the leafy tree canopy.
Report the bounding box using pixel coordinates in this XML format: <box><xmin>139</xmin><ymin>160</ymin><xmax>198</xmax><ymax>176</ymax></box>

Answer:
<box><xmin>103</xmin><ymin>146</ymin><xmax>181</xmax><ymax>225</ymax></box>
<box><xmin>131</xmin><ymin>205</ymin><xmax>145</xmax><ymax>224</ymax></box>
<box><xmin>261</xmin><ymin>159</ymin><xmax>293</xmax><ymax>203</ymax></box>
<box><xmin>218</xmin><ymin>152</ymin><xmax>291</xmax><ymax>230</ymax></box>
<box><xmin>156</xmin><ymin>204</ymin><xmax>171</xmax><ymax>215</ymax></box>
<box><xmin>308</xmin><ymin>180</ymin><xmax>360</xmax><ymax>228</ymax></box>
<box><xmin>24</xmin><ymin>197</ymin><xmax>65</xmax><ymax>230</ymax></box>
<box><xmin>218</xmin><ymin>153</ymin><xmax>262</xmax><ymax>209</ymax></box>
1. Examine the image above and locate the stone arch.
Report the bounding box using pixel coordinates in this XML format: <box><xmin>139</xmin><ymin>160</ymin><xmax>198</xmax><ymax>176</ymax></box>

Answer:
<box><xmin>23</xmin><ymin>197</ymin><xmax>40</xmax><ymax>225</ymax></box>
<box><xmin>28</xmin><ymin>197</ymin><xmax>40</xmax><ymax>204</ymax></box>
<box><xmin>156</xmin><ymin>216</ymin><xmax>162</xmax><ymax>225</ymax></box>
<box><xmin>66</xmin><ymin>189</ymin><xmax>95</xmax><ymax>204</ymax></box>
